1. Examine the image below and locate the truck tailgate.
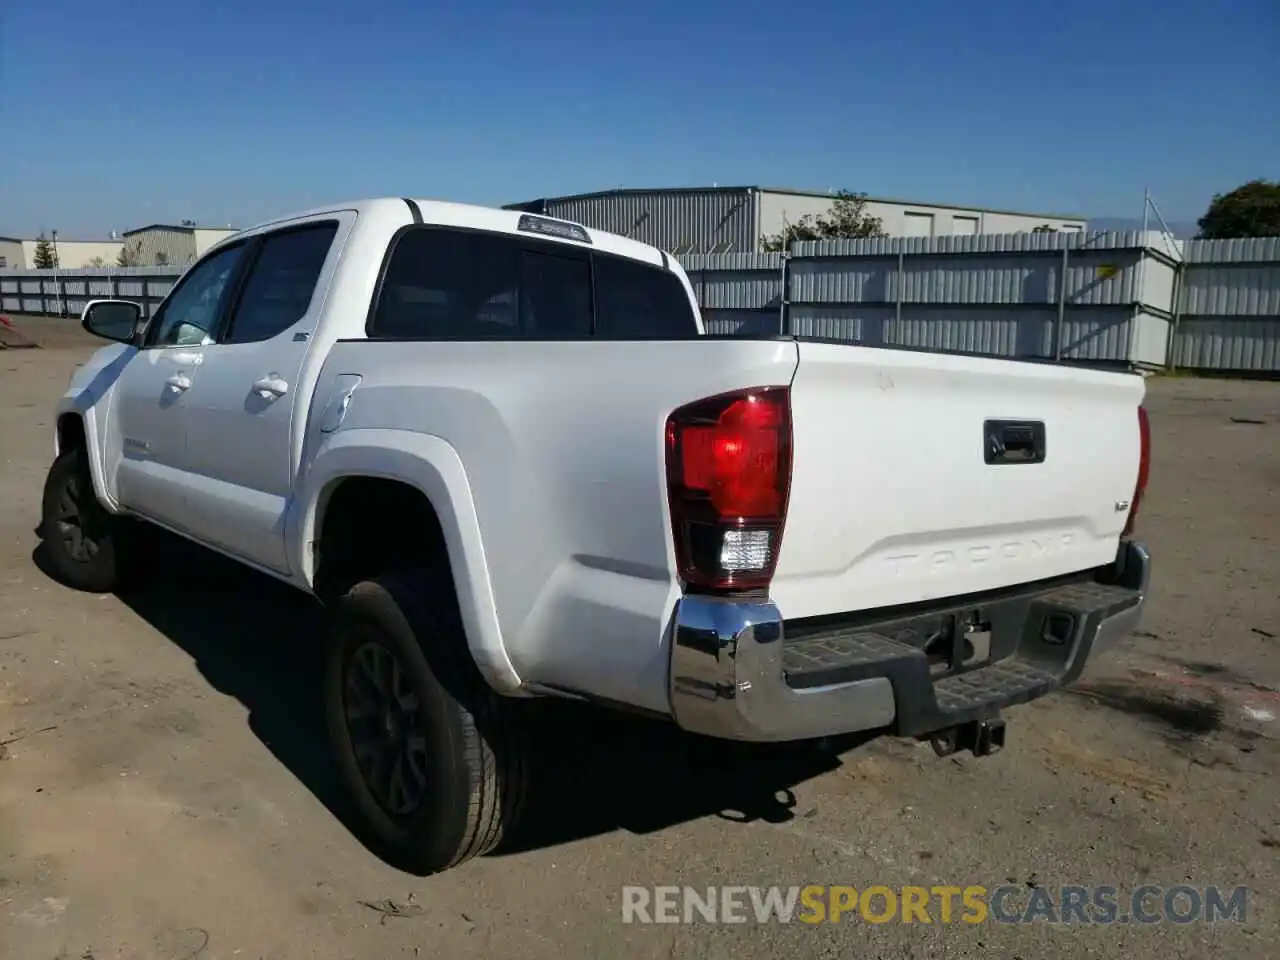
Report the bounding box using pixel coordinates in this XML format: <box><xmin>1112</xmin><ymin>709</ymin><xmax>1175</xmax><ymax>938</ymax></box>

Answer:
<box><xmin>771</xmin><ymin>342</ymin><xmax>1145</xmax><ymax>619</ymax></box>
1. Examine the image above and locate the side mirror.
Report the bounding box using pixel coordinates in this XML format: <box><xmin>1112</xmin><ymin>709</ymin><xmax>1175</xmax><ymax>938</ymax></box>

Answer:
<box><xmin>82</xmin><ymin>299</ymin><xmax>143</xmax><ymax>345</ymax></box>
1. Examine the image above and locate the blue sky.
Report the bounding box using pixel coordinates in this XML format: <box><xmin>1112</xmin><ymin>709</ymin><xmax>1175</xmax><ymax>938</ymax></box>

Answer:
<box><xmin>2</xmin><ymin>0</ymin><xmax>1276</xmax><ymax>238</ymax></box>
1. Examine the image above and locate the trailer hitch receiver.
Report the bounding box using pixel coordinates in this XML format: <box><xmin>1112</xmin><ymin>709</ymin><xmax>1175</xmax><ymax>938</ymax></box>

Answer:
<box><xmin>929</xmin><ymin>717</ymin><xmax>1007</xmax><ymax>758</ymax></box>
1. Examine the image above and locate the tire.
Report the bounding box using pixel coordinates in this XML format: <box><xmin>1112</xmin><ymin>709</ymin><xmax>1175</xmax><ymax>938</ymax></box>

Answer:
<box><xmin>324</xmin><ymin>566</ymin><xmax>529</xmax><ymax>874</ymax></box>
<box><xmin>39</xmin><ymin>446</ymin><xmax>132</xmax><ymax>593</ymax></box>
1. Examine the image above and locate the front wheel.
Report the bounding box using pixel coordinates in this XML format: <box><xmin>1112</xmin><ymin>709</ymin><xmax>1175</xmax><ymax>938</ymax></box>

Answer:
<box><xmin>39</xmin><ymin>446</ymin><xmax>130</xmax><ymax>593</ymax></box>
<box><xmin>324</xmin><ymin>568</ymin><xmax>529</xmax><ymax>874</ymax></box>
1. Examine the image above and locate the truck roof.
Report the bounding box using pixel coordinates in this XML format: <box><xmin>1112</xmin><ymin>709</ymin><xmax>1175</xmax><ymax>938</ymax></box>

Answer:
<box><xmin>237</xmin><ymin>197</ymin><xmax>670</xmax><ymax>269</ymax></box>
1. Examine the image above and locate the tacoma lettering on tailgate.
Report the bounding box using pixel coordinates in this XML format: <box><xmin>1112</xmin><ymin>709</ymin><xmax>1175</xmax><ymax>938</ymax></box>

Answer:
<box><xmin>884</xmin><ymin>534</ymin><xmax>1075</xmax><ymax>577</ymax></box>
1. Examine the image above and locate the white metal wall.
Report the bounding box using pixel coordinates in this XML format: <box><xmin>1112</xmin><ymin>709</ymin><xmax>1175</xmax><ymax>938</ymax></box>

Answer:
<box><xmin>0</xmin><ymin>239</ymin><xmax>23</xmax><ymax>269</ymax></box>
<box><xmin>18</xmin><ymin>239</ymin><xmax>124</xmax><ymax>268</ymax></box>
<box><xmin>122</xmin><ymin>228</ymin><xmax>198</xmax><ymax>267</ymax></box>
<box><xmin>755</xmin><ymin>191</ymin><xmax>1088</xmax><ymax>243</ymax></box>
<box><xmin>525</xmin><ymin>189</ymin><xmax>758</xmax><ymax>254</ymax></box>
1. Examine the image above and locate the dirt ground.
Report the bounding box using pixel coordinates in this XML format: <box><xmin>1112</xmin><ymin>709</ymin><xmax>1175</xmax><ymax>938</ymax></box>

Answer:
<box><xmin>2</xmin><ymin>317</ymin><xmax>1277</xmax><ymax>959</ymax></box>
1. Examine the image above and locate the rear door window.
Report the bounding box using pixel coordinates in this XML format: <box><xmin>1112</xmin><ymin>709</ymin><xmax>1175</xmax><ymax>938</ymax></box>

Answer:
<box><xmin>594</xmin><ymin>254</ymin><xmax>699</xmax><ymax>338</ymax></box>
<box><xmin>224</xmin><ymin>222</ymin><xmax>338</xmax><ymax>343</ymax></box>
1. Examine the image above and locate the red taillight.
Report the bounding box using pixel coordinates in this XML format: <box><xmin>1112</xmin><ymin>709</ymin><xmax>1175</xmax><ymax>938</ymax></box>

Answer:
<box><xmin>1124</xmin><ymin>404</ymin><xmax>1151</xmax><ymax>536</ymax></box>
<box><xmin>665</xmin><ymin>387</ymin><xmax>792</xmax><ymax>592</ymax></box>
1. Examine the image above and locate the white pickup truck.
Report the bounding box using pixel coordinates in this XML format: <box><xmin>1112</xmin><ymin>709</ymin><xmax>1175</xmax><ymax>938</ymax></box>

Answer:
<box><xmin>42</xmin><ymin>197</ymin><xmax>1152</xmax><ymax>874</ymax></box>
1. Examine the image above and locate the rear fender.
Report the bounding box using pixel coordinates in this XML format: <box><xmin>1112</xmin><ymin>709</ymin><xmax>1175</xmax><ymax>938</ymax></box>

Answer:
<box><xmin>290</xmin><ymin>427</ymin><xmax>519</xmax><ymax>693</ymax></box>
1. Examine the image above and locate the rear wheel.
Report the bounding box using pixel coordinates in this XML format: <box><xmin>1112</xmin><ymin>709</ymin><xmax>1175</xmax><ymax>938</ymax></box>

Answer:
<box><xmin>39</xmin><ymin>446</ymin><xmax>131</xmax><ymax>593</ymax></box>
<box><xmin>324</xmin><ymin>567</ymin><xmax>528</xmax><ymax>874</ymax></box>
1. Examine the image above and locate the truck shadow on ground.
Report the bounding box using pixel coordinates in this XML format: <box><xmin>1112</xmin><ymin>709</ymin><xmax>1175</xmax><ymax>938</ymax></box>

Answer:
<box><xmin>35</xmin><ymin>533</ymin><xmax>869</xmax><ymax>864</ymax></box>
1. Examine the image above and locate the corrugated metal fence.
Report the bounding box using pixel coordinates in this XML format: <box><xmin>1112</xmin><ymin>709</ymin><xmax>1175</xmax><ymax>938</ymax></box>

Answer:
<box><xmin>0</xmin><ymin>266</ymin><xmax>181</xmax><ymax>320</ymax></box>
<box><xmin>680</xmin><ymin>232</ymin><xmax>1277</xmax><ymax>373</ymax></box>
<box><xmin>3</xmin><ymin>233</ymin><xmax>1278</xmax><ymax>373</ymax></box>
<box><xmin>1171</xmin><ymin>238</ymin><xmax>1280</xmax><ymax>372</ymax></box>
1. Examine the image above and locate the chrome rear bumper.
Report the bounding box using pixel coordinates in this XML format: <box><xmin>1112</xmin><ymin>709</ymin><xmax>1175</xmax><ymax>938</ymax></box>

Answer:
<box><xmin>668</xmin><ymin>540</ymin><xmax>1151</xmax><ymax>743</ymax></box>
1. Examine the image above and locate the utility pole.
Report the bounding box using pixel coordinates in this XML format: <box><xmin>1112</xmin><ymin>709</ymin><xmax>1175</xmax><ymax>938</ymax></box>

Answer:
<box><xmin>51</xmin><ymin>230</ymin><xmax>64</xmax><ymax>317</ymax></box>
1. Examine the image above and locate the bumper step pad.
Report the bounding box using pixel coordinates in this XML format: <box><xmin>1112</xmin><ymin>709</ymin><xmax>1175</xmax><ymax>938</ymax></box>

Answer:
<box><xmin>781</xmin><ymin>630</ymin><xmax>916</xmax><ymax>674</ymax></box>
<box><xmin>934</xmin><ymin>659</ymin><xmax>1056</xmax><ymax>713</ymax></box>
<box><xmin>780</xmin><ymin>578</ymin><xmax>1141</xmax><ymax>738</ymax></box>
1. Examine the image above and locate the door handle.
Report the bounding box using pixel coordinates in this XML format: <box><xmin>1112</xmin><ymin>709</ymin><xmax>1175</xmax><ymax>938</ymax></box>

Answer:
<box><xmin>170</xmin><ymin>351</ymin><xmax>204</xmax><ymax>366</ymax></box>
<box><xmin>984</xmin><ymin>419</ymin><xmax>1046</xmax><ymax>465</ymax></box>
<box><xmin>165</xmin><ymin>374</ymin><xmax>192</xmax><ymax>392</ymax></box>
<box><xmin>253</xmin><ymin>374</ymin><xmax>289</xmax><ymax>399</ymax></box>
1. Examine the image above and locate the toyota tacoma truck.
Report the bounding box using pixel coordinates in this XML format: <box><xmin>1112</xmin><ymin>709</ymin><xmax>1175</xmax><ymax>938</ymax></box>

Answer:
<box><xmin>41</xmin><ymin>197</ymin><xmax>1152</xmax><ymax>874</ymax></box>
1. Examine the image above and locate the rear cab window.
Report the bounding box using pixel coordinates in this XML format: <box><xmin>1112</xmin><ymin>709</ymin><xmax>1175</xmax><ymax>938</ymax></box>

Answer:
<box><xmin>593</xmin><ymin>254</ymin><xmax>698</xmax><ymax>339</ymax></box>
<box><xmin>368</xmin><ymin>223</ymin><xmax>698</xmax><ymax>340</ymax></box>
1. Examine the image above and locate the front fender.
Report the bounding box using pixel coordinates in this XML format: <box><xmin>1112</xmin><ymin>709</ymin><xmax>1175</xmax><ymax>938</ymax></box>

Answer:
<box><xmin>289</xmin><ymin>427</ymin><xmax>520</xmax><ymax>694</ymax></box>
<box><xmin>54</xmin><ymin>343</ymin><xmax>134</xmax><ymax>512</ymax></box>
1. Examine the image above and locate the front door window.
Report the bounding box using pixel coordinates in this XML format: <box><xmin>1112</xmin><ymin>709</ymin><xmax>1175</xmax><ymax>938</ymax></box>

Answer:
<box><xmin>145</xmin><ymin>243</ymin><xmax>246</xmax><ymax>347</ymax></box>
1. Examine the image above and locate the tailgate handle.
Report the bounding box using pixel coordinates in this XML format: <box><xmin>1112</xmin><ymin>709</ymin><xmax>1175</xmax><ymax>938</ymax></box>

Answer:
<box><xmin>984</xmin><ymin>420</ymin><xmax>1046</xmax><ymax>465</ymax></box>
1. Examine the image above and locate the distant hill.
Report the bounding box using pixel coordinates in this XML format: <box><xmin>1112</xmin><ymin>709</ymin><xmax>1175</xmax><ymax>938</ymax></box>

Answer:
<box><xmin>1087</xmin><ymin>217</ymin><xmax>1199</xmax><ymax>239</ymax></box>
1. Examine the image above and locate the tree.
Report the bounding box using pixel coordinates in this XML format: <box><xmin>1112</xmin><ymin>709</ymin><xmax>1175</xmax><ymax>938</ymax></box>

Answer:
<box><xmin>155</xmin><ymin>251</ymin><xmax>170</xmax><ymax>266</ymax></box>
<box><xmin>760</xmin><ymin>190</ymin><xmax>887</xmax><ymax>252</ymax></box>
<box><xmin>1197</xmin><ymin>179</ymin><xmax>1280</xmax><ymax>239</ymax></box>
<box><xmin>117</xmin><ymin>240</ymin><xmax>143</xmax><ymax>267</ymax></box>
<box><xmin>33</xmin><ymin>235</ymin><xmax>56</xmax><ymax>268</ymax></box>
<box><xmin>85</xmin><ymin>256</ymin><xmax>108</xmax><ymax>268</ymax></box>
<box><xmin>1032</xmin><ymin>224</ymin><xmax>1059</xmax><ymax>233</ymax></box>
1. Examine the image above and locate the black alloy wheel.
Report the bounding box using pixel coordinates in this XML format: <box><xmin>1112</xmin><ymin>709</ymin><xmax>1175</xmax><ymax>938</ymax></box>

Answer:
<box><xmin>324</xmin><ymin>569</ymin><xmax>530</xmax><ymax>875</ymax></box>
<box><xmin>39</xmin><ymin>446</ymin><xmax>129</xmax><ymax>593</ymax></box>
<box><xmin>343</xmin><ymin>638</ymin><xmax>432</xmax><ymax>816</ymax></box>
<box><xmin>50</xmin><ymin>463</ymin><xmax>103</xmax><ymax>563</ymax></box>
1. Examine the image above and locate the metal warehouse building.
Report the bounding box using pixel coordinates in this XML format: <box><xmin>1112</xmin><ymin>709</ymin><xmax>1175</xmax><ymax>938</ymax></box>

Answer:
<box><xmin>0</xmin><ymin>235</ymin><xmax>123</xmax><ymax>269</ymax></box>
<box><xmin>121</xmin><ymin>223</ymin><xmax>238</xmax><ymax>267</ymax></box>
<box><xmin>0</xmin><ymin>236</ymin><xmax>22</xmax><ymax>269</ymax></box>
<box><xmin>506</xmin><ymin>186</ymin><xmax>1086</xmax><ymax>254</ymax></box>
